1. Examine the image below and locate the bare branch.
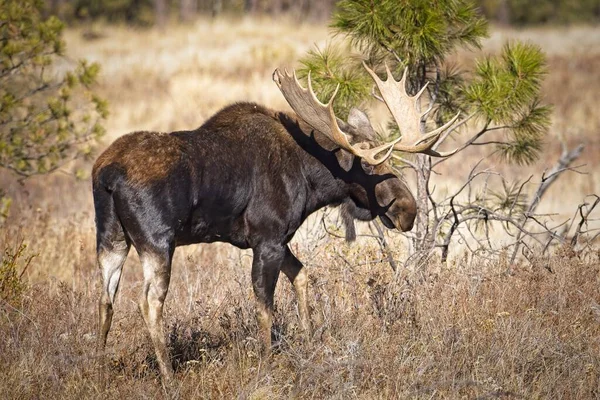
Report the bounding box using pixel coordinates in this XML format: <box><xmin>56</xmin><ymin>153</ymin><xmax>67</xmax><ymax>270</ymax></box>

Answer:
<box><xmin>571</xmin><ymin>195</ymin><xmax>600</xmax><ymax>247</ymax></box>
<box><xmin>391</xmin><ymin>154</ymin><xmax>418</xmax><ymax>170</ymax></box>
<box><xmin>370</xmin><ymin>221</ymin><xmax>398</xmax><ymax>272</ymax></box>
<box><xmin>509</xmin><ymin>143</ymin><xmax>585</xmax><ymax>265</ymax></box>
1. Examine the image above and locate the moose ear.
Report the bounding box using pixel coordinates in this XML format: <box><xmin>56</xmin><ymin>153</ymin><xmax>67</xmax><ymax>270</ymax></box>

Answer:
<box><xmin>347</xmin><ymin>108</ymin><xmax>378</xmax><ymax>141</ymax></box>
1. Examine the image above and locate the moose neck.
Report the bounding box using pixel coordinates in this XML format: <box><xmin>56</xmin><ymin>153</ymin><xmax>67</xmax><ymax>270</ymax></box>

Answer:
<box><xmin>276</xmin><ymin>111</ymin><xmax>374</xmax><ymax>217</ymax></box>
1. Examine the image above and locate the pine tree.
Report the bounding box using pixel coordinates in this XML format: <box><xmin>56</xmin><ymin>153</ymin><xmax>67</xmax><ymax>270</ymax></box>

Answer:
<box><xmin>0</xmin><ymin>0</ymin><xmax>108</xmax><ymax>178</ymax></box>
<box><xmin>298</xmin><ymin>0</ymin><xmax>551</xmax><ymax>256</ymax></box>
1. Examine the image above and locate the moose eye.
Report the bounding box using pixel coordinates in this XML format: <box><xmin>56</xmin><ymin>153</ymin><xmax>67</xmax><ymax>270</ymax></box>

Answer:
<box><xmin>360</xmin><ymin>160</ymin><xmax>375</xmax><ymax>174</ymax></box>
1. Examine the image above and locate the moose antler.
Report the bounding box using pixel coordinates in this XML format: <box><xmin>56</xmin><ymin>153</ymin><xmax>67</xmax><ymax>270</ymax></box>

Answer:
<box><xmin>273</xmin><ymin>64</ymin><xmax>461</xmax><ymax>164</ymax></box>
<box><xmin>363</xmin><ymin>62</ymin><xmax>460</xmax><ymax>157</ymax></box>
<box><xmin>273</xmin><ymin>69</ymin><xmax>399</xmax><ymax>165</ymax></box>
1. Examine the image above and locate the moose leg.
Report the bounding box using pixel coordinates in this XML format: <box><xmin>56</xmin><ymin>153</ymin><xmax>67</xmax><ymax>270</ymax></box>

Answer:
<box><xmin>97</xmin><ymin>240</ymin><xmax>130</xmax><ymax>351</ymax></box>
<box><xmin>251</xmin><ymin>243</ymin><xmax>285</xmax><ymax>355</ymax></box>
<box><xmin>281</xmin><ymin>247</ymin><xmax>311</xmax><ymax>334</ymax></box>
<box><xmin>139</xmin><ymin>249</ymin><xmax>174</xmax><ymax>380</ymax></box>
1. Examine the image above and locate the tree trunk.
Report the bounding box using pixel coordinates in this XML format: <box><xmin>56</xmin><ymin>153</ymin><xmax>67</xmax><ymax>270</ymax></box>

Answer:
<box><xmin>290</xmin><ymin>0</ymin><xmax>310</xmax><ymax>20</ymax></box>
<box><xmin>414</xmin><ymin>154</ymin><xmax>433</xmax><ymax>253</ymax></box>
<box><xmin>245</xmin><ymin>0</ymin><xmax>258</xmax><ymax>14</ymax></box>
<box><xmin>49</xmin><ymin>0</ymin><xmax>65</xmax><ymax>18</ymax></box>
<box><xmin>414</xmin><ymin>64</ymin><xmax>434</xmax><ymax>255</ymax></box>
<box><xmin>497</xmin><ymin>0</ymin><xmax>510</xmax><ymax>25</ymax></box>
<box><xmin>155</xmin><ymin>0</ymin><xmax>167</xmax><ymax>28</ymax></box>
<box><xmin>269</xmin><ymin>0</ymin><xmax>284</xmax><ymax>16</ymax></box>
<box><xmin>307</xmin><ymin>0</ymin><xmax>333</xmax><ymax>21</ymax></box>
<box><xmin>180</xmin><ymin>0</ymin><xmax>197</xmax><ymax>22</ymax></box>
<box><xmin>211</xmin><ymin>0</ymin><xmax>223</xmax><ymax>17</ymax></box>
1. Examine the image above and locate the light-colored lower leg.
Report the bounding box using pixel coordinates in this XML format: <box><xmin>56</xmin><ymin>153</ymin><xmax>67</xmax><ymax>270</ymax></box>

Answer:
<box><xmin>97</xmin><ymin>245</ymin><xmax>129</xmax><ymax>351</ymax></box>
<box><xmin>281</xmin><ymin>250</ymin><xmax>312</xmax><ymax>335</ymax></box>
<box><xmin>292</xmin><ymin>267</ymin><xmax>311</xmax><ymax>334</ymax></box>
<box><xmin>98</xmin><ymin>296</ymin><xmax>114</xmax><ymax>351</ymax></box>
<box><xmin>139</xmin><ymin>253</ymin><xmax>173</xmax><ymax>381</ymax></box>
<box><xmin>256</xmin><ymin>301</ymin><xmax>273</xmax><ymax>355</ymax></box>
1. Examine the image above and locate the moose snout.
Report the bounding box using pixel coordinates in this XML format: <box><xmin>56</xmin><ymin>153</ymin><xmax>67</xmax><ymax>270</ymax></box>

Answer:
<box><xmin>400</xmin><ymin>212</ymin><xmax>415</xmax><ymax>232</ymax></box>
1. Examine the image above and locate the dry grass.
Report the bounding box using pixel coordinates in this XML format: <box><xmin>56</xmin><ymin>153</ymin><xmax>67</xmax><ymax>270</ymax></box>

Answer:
<box><xmin>1</xmin><ymin>17</ymin><xmax>599</xmax><ymax>399</ymax></box>
<box><xmin>1</xmin><ymin>241</ymin><xmax>599</xmax><ymax>398</ymax></box>
<box><xmin>65</xmin><ymin>17</ymin><xmax>328</xmax><ymax>137</ymax></box>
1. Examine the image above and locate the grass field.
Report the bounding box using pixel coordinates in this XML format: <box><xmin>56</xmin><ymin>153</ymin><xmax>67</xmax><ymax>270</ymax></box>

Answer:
<box><xmin>1</xmin><ymin>17</ymin><xmax>599</xmax><ymax>398</ymax></box>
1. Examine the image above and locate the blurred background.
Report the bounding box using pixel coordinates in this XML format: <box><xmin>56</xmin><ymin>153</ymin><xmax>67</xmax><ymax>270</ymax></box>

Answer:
<box><xmin>39</xmin><ymin>0</ymin><xmax>600</xmax><ymax>26</ymax></box>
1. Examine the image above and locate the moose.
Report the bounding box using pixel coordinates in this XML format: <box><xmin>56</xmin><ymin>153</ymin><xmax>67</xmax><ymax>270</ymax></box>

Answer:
<box><xmin>92</xmin><ymin>63</ymin><xmax>459</xmax><ymax>380</ymax></box>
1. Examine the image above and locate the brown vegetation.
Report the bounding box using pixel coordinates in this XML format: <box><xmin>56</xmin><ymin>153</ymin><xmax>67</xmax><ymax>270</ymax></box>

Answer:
<box><xmin>1</xmin><ymin>238</ymin><xmax>599</xmax><ymax>398</ymax></box>
<box><xmin>1</xmin><ymin>18</ymin><xmax>599</xmax><ymax>398</ymax></box>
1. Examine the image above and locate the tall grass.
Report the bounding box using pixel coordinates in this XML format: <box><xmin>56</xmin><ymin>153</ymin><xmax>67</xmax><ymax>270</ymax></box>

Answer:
<box><xmin>1</xmin><ymin>245</ymin><xmax>598</xmax><ymax>398</ymax></box>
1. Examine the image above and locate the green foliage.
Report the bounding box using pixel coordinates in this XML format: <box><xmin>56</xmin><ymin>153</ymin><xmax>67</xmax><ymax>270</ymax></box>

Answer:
<box><xmin>332</xmin><ymin>0</ymin><xmax>488</xmax><ymax>71</ymax></box>
<box><xmin>466</xmin><ymin>42</ymin><xmax>547</xmax><ymax>121</ymax></box>
<box><xmin>431</xmin><ymin>63</ymin><xmax>469</xmax><ymax>125</ymax></box>
<box><xmin>0</xmin><ymin>240</ymin><xmax>34</xmax><ymax>305</ymax></box>
<box><xmin>301</xmin><ymin>0</ymin><xmax>489</xmax><ymax>126</ymax></box>
<box><xmin>298</xmin><ymin>43</ymin><xmax>371</xmax><ymax>118</ymax></box>
<box><xmin>0</xmin><ymin>0</ymin><xmax>107</xmax><ymax>178</ymax></box>
<box><xmin>464</xmin><ymin>42</ymin><xmax>551</xmax><ymax>164</ymax></box>
<box><xmin>300</xmin><ymin>0</ymin><xmax>551</xmax><ymax>166</ymax></box>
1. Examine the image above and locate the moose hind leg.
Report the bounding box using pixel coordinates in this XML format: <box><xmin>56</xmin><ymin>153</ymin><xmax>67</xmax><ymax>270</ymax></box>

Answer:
<box><xmin>281</xmin><ymin>247</ymin><xmax>311</xmax><ymax>334</ymax></box>
<box><xmin>139</xmin><ymin>250</ymin><xmax>174</xmax><ymax>380</ymax></box>
<box><xmin>251</xmin><ymin>243</ymin><xmax>285</xmax><ymax>355</ymax></box>
<box><xmin>97</xmin><ymin>240</ymin><xmax>130</xmax><ymax>352</ymax></box>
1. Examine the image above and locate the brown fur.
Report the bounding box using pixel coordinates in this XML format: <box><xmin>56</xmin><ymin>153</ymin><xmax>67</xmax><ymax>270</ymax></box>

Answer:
<box><xmin>93</xmin><ymin>131</ymin><xmax>185</xmax><ymax>186</ymax></box>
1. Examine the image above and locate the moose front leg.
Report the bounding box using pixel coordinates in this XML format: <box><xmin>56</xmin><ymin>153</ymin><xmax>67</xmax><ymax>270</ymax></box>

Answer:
<box><xmin>281</xmin><ymin>246</ymin><xmax>311</xmax><ymax>335</ymax></box>
<box><xmin>251</xmin><ymin>243</ymin><xmax>284</xmax><ymax>355</ymax></box>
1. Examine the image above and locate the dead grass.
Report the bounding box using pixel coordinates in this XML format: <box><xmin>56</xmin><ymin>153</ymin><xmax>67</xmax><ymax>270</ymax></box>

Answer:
<box><xmin>1</xmin><ymin>242</ymin><xmax>599</xmax><ymax>398</ymax></box>
<box><xmin>1</xmin><ymin>18</ymin><xmax>599</xmax><ymax>399</ymax></box>
<box><xmin>63</xmin><ymin>16</ymin><xmax>328</xmax><ymax>137</ymax></box>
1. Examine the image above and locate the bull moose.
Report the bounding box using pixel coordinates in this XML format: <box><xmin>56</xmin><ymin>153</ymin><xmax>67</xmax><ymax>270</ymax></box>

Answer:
<box><xmin>92</xmin><ymin>63</ymin><xmax>459</xmax><ymax>380</ymax></box>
